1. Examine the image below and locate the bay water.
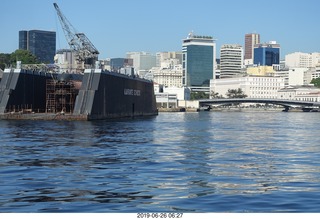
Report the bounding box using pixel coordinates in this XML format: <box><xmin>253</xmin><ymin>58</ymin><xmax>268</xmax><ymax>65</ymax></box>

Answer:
<box><xmin>1</xmin><ymin>111</ymin><xmax>320</xmax><ymax>212</ymax></box>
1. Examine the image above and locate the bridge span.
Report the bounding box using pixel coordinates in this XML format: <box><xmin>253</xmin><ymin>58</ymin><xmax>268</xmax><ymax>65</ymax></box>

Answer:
<box><xmin>198</xmin><ymin>98</ymin><xmax>320</xmax><ymax>111</ymax></box>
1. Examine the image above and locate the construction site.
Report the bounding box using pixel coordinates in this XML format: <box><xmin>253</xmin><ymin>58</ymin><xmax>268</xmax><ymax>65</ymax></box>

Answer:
<box><xmin>45</xmin><ymin>78</ymin><xmax>78</xmax><ymax>114</ymax></box>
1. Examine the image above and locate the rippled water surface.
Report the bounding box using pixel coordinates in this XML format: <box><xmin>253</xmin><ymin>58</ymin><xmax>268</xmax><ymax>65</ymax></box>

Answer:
<box><xmin>1</xmin><ymin>111</ymin><xmax>320</xmax><ymax>212</ymax></box>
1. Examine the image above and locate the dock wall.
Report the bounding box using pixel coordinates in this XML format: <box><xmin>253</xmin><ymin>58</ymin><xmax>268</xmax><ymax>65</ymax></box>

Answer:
<box><xmin>0</xmin><ymin>69</ymin><xmax>50</xmax><ymax>113</ymax></box>
<box><xmin>73</xmin><ymin>70</ymin><xmax>158</xmax><ymax>119</ymax></box>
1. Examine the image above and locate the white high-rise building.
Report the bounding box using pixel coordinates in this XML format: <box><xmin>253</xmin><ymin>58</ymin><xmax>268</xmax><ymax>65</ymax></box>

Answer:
<box><xmin>220</xmin><ymin>44</ymin><xmax>243</xmax><ymax>78</ymax></box>
<box><xmin>285</xmin><ymin>52</ymin><xmax>320</xmax><ymax>68</ymax></box>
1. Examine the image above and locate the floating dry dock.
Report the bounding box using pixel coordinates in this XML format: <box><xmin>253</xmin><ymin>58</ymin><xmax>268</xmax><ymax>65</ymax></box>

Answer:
<box><xmin>0</xmin><ymin>68</ymin><xmax>158</xmax><ymax>120</ymax></box>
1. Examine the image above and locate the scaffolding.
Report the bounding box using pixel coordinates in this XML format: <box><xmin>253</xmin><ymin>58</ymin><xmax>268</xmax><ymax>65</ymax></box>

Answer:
<box><xmin>46</xmin><ymin>79</ymin><xmax>77</xmax><ymax>114</ymax></box>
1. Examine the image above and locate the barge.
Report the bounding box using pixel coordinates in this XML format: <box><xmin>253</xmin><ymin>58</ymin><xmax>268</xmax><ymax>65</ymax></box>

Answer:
<box><xmin>0</xmin><ymin>66</ymin><xmax>158</xmax><ymax>120</ymax></box>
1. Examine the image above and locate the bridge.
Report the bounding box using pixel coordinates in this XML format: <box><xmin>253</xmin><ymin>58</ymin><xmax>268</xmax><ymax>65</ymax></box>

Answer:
<box><xmin>198</xmin><ymin>98</ymin><xmax>320</xmax><ymax>111</ymax></box>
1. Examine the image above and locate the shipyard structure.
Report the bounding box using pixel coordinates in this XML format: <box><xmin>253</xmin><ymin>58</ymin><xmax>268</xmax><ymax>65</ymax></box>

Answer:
<box><xmin>0</xmin><ymin>65</ymin><xmax>158</xmax><ymax>120</ymax></box>
<box><xmin>0</xmin><ymin>3</ymin><xmax>157</xmax><ymax>120</ymax></box>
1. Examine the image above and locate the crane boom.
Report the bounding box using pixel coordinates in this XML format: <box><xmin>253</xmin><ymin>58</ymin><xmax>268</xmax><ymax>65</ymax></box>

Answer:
<box><xmin>53</xmin><ymin>3</ymin><xmax>99</xmax><ymax>66</ymax></box>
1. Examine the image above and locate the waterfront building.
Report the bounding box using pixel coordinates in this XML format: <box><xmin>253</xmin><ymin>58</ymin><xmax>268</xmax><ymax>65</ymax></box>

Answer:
<box><xmin>220</xmin><ymin>44</ymin><xmax>243</xmax><ymax>78</ymax></box>
<box><xmin>182</xmin><ymin>32</ymin><xmax>216</xmax><ymax>87</ymax></box>
<box><xmin>244</xmin><ymin>33</ymin><xmax>260</xmax><ymax>65</ymax></box>
<box><xmin>285</xmin><ymin>52</ymin><xmax>320</xmax><ymax>68</ymax></box>
<box><xmin>210</xmin><ymin>76</ymin><xmax>285</xmax><ymax>99</ymax></box>
<box><xmin>126</xmin><ymin>52</ymin><xmax>156</xmax><ymax>76</ymax></box>
<box><xmin>163</xmin><ymin>87</ymin><xmax>190</xmax><ymax>100</ymax></box>
<box><xmin>254</xmin><ymin>41</ymin><xmax>280</xmax><ymax>66</ymax></box>
<box><xmin>19</xmin><ymin>30</ymin><xmax>56</xmax><ymax>63</ymax></box>
<box><xmin>155</xmin><ymin>93</ymin><xmax>178</xmax><ymax>108</ymax></box>
<box><xmin>277</xmin><ymin>85</ymin><xmax>320</xmax><ymax>102</ymax></box>
<box><xmin>155</xmin><ymin>86</ymin><xmax>191</xmax><ymax>109</ymax></box>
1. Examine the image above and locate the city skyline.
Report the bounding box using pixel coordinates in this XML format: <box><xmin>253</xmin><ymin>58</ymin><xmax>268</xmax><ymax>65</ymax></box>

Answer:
<box><xmin>0</xmin><ymin>0</ymin><xmax>319</xmax><ymax>60</ymax></box>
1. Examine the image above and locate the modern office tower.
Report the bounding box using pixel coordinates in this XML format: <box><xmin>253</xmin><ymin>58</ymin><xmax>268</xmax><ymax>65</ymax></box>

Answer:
<box><xmin>182</xmin><ymin>32</ymin><xmax>216</xmax><ymax>87</ymax></box>
<box><xmin>126</xmin><ymin>52</ymin><xmax>156</xmax><ymax>75</ymax></box>
<box><xmin>220</xmin><ymin>44</ymin><xmax>243</xmax><ymax>78</ymax></box>
<box><xmin>254</xmin><ymin>41</ymin><xmax>280</xmax><ymax>66</ymax></box>
<box><xmin>244</xmin><ymin>33</ymin><xmax>260</xmax><ymax>65</ymax></box>
<box><xmin>285</xmin><ymin>52</ymin><xmax>320</xmax><ymax>68</ymax></box>
<box><xmin>110</xmin><ymin>58</ymin><xmax>133</xmax><ymax>71</ymax></box>
<box><xmin>19</xmin><ymin>30</ymin><xmax>56</xmax><ymax>63</ymax></box>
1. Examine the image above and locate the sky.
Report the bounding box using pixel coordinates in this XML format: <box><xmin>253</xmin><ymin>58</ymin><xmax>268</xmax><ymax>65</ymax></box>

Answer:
<box><xmin>0</xmin><ymin>0</ymin><xmax>319</xmax><ymax>59</ymax></box>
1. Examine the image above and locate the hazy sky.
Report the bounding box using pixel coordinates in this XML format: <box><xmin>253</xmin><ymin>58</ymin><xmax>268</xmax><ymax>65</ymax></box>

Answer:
<box><xmin>0</xmin><ymin>0</ymin><xmax>319</xmax><ymax>59</ymax></box>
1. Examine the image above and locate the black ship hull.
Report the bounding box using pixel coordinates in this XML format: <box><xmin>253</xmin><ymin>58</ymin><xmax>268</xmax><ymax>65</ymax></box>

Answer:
<box><xmin>0</xmin><ymin>68</ymin><xmax>158</xmax><ymax>120</ymax></box>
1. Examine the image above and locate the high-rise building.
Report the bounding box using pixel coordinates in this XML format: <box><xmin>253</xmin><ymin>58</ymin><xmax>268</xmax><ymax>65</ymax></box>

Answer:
<box><xmin>244</xmin><ymin>33</ymin><xmax>260</xmax><ymax>65</ymax></box>
<box><xmin>220</xmin><ymin>44</ymin><xmax>243</xmax><ymax>78</ymax></box>
<box><xmin>126</xmin><ymin>52</ymin><xmax>156</xmax><ymax>75</ymax></box>
<box><xmin>19</xmin><ymin>30</ymin><xmax>56</xmax><ymax>63</ymax></box>
<box><xmin>254</xmin><ymin>41</ymin><xmax>280</xmax><ymax>66</ymax></box>
<box><xmin>182</xmin><ymin>32</ymin><xmax>216</xmax><ymax>87</ymax></box>
<box><xmin>110</xmin><ymin>58</ymin><xmax>133</xmax><ymax>71</ymax></box>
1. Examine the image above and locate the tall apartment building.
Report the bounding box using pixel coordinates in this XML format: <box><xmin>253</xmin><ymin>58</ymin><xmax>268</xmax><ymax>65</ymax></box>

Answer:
<box><xmin>254</xmin><ymin>41</ymin><xmax>280</xmax><ymax>66</ymax></box>
<box><xmin>285</xmin><ymin>52</ymin><xmax>320</xmax><ymax>68</ymax></box>
<box><xmin>220</xmin><ymin>44</ymin><xmax>243</xmax><ymax>78</ymax></box>
<box><xmin>19</xmin><ymin>30</ymin><xmax>56</xmax><ymax>63</ymax></box>
<box><xmin>182</xmin><ymin>32</ymin><xmax>216</xmax><ymax>87</ymax></box>
<box><xmin>244</xmin><ymin>33</ymin><xmax>260</xmax><ymax>65</ymax></box>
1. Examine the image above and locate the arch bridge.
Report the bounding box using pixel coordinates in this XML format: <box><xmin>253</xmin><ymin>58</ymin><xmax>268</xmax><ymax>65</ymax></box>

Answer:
<box><xmin>199</xmin><ymin>98</ymin><xmax>320</xmax><ymax>112</ymax></box>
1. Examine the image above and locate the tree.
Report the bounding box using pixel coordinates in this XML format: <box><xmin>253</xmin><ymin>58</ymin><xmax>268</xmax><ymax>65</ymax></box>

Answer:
<box><xmin>0</xmin><ymin>50</ymin><xmax>39</xmax><ymax>70</ymax></box>
<box><xmin>10</xmin><ymin>49</ymin><xmax>39</xmax><ymax>66</ymax></box>
<box><xmin>311</xmin><ymin>77</ymin><xmax>320</xmax><ymax>88</ymax></box>
<box><xmin>190</xmin><ymin>91</ymin><xmax>209</xmax><ymax>100</ymax></box>
<box><xmin>0</xmin><ymin>53</ymin><xmax>11</xmax><ymax>70</ymax></box>
<box><xmin>210</xmin><ymin>91</ymin><xmax>224</xmax><ymax>99</ymax></box>
<box><xmin>226</xmin><ymin>88</ymin><xmax>247</xmax><ymax>98</ymax></box>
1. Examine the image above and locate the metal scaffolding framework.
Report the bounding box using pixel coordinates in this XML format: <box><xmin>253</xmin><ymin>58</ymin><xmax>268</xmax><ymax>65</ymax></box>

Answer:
<box><xmin>46</xmin><ymin>79</ymin><xmax>77</xmax><ymax>114</ymax></box>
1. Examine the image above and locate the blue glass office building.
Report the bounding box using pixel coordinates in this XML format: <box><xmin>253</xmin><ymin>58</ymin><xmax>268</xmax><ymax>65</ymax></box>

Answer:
<box><xmin>182</xmin><ymin>34</ymin><xmax>215</xmax><ymax>87</ymax></box>
<box><xmin>253</xmin><ymin>42</ymin><xmax>280</xmax><ymax>66</ymax></box>
<box><xmin>19</xmin><ymin>30</ymin><xmax>56</xmax><ymax>63</ymax></box>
